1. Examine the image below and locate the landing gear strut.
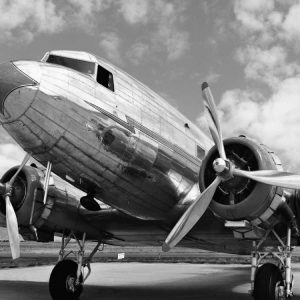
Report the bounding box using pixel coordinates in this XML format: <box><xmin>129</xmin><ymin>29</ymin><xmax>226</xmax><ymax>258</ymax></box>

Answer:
<box><xmin>250</xmin><ymin>227</ymin><xmax>294</xmax><ymax>300</ymax></box>
<box><xmin>49</xmin><ymin>231</ymin><xmax>103</xmax><ymax>300</ymax></box>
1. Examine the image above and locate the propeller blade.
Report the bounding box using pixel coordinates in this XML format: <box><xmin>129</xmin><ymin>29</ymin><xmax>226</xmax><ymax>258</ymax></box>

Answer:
<box><xmin>162</xmin><ymin>176</ymin><xmax>222</xmax><ymax>252</ymax></box>
<box><xmin>5</xmin><ymin>195</ymin><xmax>20</xmax><ymax>259</ymax></box>
<box><xmin>4</xmin><ymin>153</ymin><xmax>30</xmax><ymax>260</ymax></box>
<box><xmin>9</xmin><ymin>153</ymin><xmax>30</xmax><ymax>186</ymax></box>
<box><xmin>233</xmin><ymin>169</ymin><xmax>300</xmax><ymax>190</ymax></box>
<box><xmin>202</xmin><ymin>82</ymin><xmax>226</xmax><ymax>160</ymax></box>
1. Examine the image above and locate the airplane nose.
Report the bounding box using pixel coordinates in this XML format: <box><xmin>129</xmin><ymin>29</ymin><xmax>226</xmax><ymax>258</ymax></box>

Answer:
<box><xmin>0</xmin><ymin>61</ymin><xmax>38</xmax><ymax>119</ymax></box>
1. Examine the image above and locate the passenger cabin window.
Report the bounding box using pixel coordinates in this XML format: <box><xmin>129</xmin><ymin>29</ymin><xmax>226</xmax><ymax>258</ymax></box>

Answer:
<box><xmin>47</xmin><ymin>55</ymin><xmax>95</xmax><ymax>76</ymax></box>
<box><xmin>97</xmin><ymin>65</ymin><xmax>114</xmax><ymax>92</ymax></box>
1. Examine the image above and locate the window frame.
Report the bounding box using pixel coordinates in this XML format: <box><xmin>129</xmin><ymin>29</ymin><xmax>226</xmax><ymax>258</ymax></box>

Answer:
<box><xmin>96</xmin><ymin>64</ymin><xmax>115</xmax><ymax>92</ymax></box>
<box><xmin>46</xmin><ymin>54</ymin><xmax>97</xmax><ymax>79</ymax></box>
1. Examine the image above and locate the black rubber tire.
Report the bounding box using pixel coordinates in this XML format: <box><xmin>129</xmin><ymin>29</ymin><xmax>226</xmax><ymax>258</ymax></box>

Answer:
<box><xmin>254</xmin><ymin>263</ymin><xmax>283</xmax><ymax>300</ymax></box>
<box><xmin>49</xmin><ymin>260</ymin><xmax>83</xmax><ymax>300</ymax></box>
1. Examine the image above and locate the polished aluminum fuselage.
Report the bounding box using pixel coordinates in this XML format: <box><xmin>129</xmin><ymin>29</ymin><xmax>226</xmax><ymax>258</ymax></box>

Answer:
<box><xmin>0</xmin><ymin>53</ymin><xmax>212</xmax><ymax>221</ymax></box>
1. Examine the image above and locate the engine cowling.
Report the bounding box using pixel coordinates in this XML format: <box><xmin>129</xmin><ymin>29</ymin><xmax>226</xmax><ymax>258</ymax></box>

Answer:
<box><xmin>199</xmin><ymin>136</ymin><xmax>284</xmax><ymax>225</ymax></box>
<box><xmin>0</xmin><ymin>166</ymin><xmax>103</xmax><ymax>240</ymax></box>
<box><xmin>0</xmin><ymin>166</ymin><xmax>42</xmax><ymax>226</ymax></box>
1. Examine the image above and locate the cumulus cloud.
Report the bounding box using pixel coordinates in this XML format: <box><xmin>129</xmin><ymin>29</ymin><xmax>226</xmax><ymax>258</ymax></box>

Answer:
<box><xmin>232</xmin><ymin>0</ymin><xmax>300</xmax><ymax>91</ymax></box>
<box><xmin>202</xmin><ymin>0</ymin><xmax>300</xmax><ymax>171</ymax></box>
<box><xmin>67</xmin><ymin>0</ymin><xmax>111</xmax><ymax>16</ymax></box>
<box><xmin>236</xmin><ymin>45</ymin><xmax>300</xmax><ymax>88</ymax></box>
<box><xmin>65</xmin><ymin>0</ymin><xmax>112</xmax><ymax>30</ymax></box>
<box><xmin>126</xmin><ymin>42</ymin><xmax>150</xmax><ymax>65</ymax></box>
<box><xmin>0</xmin><ymin>0</ymin><xmax>65</xmax><ymax>43</ymax></box>
<box><xmin>151</xmin><ymin>1</ymin><xmax>190</xmax><ymax>61</ymax></box>
<box><xmin>118</xmin><ymin>0</ymin><xmax>190</xmax><ymax>61</ymax></box>
<box><xmin>233</xmin><ymin>0</ymin><xmax>300</xmax><ymax>49</ymax></box>
<box><xmin>282</xmin><ymin>2</ymin><xmax>300</xmax><ymax>41</ymax></box>
<box><xmin>213</xmin><ymin>78</ymin><xmax>300</xmax><ymax>171</ymax></box>
<box><xmin>234</xmin><ymin>0</ymin><xmax>274</xmax><ymax>33</ymax></box>
<box><xmin>118</xmin><ymin>0</ymin><xmax>149</xmax><ymax>24</ymax></box>
<box><xmin>0</xmin><ymin>0</ymin><xmax>190</xmax><ymax>63</ymax></box>
<box><xmin>0</xmin><ymin>0</ymin><xmax>116</xmax><ymax>43</ymax></box>
<box><xmin>0</xmin><ymin>143</ymin><xmax>26</xmax><ymax>176</ymax></box>
<box><xmin>99</xmin><ymin>32</ymin><xmax>123</xmax><ymax>65</ymax></box>
<box><xmin>206</xmin><ymin>72</ymin><xmax>221</xmax><ymax>84</ymax></box>
<box><xmin>0</xmin><ymin>127</ymin><xmax>25</xmax><ymax>176</ymax></box>
<box><xmin>232</xmin><ymin>0</ymin><xmax>300</xmax><ymax>94</ymax></box>
<box><xmin>158</xmin><ymin>29</ymin><xmax>189</xmax><ymax>61</ymax></box>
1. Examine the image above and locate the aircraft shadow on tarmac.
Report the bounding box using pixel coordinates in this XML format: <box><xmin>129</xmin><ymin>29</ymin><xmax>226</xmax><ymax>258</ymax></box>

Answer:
<box><xmin>2</xmin><ymin>273</ymin><xmax>300</xmax><ymax>300</ymax></box>
<box><xmin>0</xmin><ymin>280</ymin><xmax>251</xmax><ymax>300</ymax></box>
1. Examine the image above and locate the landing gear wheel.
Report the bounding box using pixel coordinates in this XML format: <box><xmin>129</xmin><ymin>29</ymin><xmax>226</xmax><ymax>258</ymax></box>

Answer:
<box><xmin>254</xmin><ymin>263</ymin><xmax>284</xmax><ymax>300</ymax></box>
<box><xmin>49</xmin><ymin>259</ymin><xmax>83</xmax><ymax>300</ymax></box>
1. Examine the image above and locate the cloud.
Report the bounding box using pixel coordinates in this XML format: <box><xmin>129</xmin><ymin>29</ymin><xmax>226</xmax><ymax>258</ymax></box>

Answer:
<box><xmin>151</xmin><ymin>1</ymin><xmax>190</xmax><ymax>61</ymax></box>
<box><xmin>232</xmin><ymin>0</ymin><xmax>300</xmax><ymax>91</ymax></box>
<box><xmin>206</xmin><ymin>72</ymin><xmax>221</xmax><ymax>84</ymax></box>
<box><xmin>118</xmin><ymin>0</ymin><xmax>149</xmax><ymax>24</ymax></box>
<box><xmin>282</xmin><ymin>2</ymin><xmax>300</xmax><ymax>41</ymax></box>
<box><xmin>0</xmin><ymin>127</ymin><xmax>26</xmax><ymax>176</ymax></box>
<box><xmin>236</xmin><ymin>45</ymin><xmax>300</xmax><ymax>88</ymax></box>
<box><xmin>160</xmin><ymin>30</ymin><xmax>189</xmax><ymax>61</ymax></box>
<box><xmin>126</xmin><ymin>42</ymin><xmax>150</xmax><ymax>65</ymax></box>
<box><xmin>0</xmin><ymin>0</ymin><xmax>190</xmax><ymax>62</ymax></box>
<box><xmin>0</xmin><ymin>0</ymin><xmax>115</xmax><ymax>43</ymax></box>
<box><xmin>67</xmin><ymin>0</ymin><xmax>111</xmax><ymax>16</ymax></box>
<box><xmin>233</xmin><ymin>0</ymin><xmax>300</xmax><ymax>48</ymax></box>
<box><xmin>201</xmin><ymin>0</ymin><xmax>300</xmax><ymax>172</ymax></box>
<box><xmin>0</xmin><ymin>0</ymin><xmax>65</xmax><ymax>43</ymax></box>
<box><xmin>233</xmin><ymin>0</ymin><xmax>275</xmax><ymax>33</ymax></box>
<box><xmin>212</xmin><ymin>78</ymin><xmax>300</xmax><ymax>171</ymax></box>
<box><xmin>118</xmin><ymin>0</ymin><xmax>190</xmax><ymax>61</ymax></box>
<box><xmin>99</xmin><ymin>32</ymin><xmax>123</xmax><ymax>65</ymax></box>
<box><xmin>197</xmin><ymin>78</ymin><xmax>300</xmax><ymax>171</ymax></box>
<box><xmin>65</xmin><ymin>0</ymin><xmax>112</xmax><ymax>30</ymax></box>
<box><xmin>0</xmin><ymin>126</ymin><xmax>15</xmax><ymax>144</ymax></box>
<box><xmin>190</xmin><ymin>70</ymin><xmax>221</xmax><ymax>89</ymax></box>
<box><xmin>0</xmin><ymin>143</ymin><xmax>25</xmax><ymax>176</ymax></box>
<box><xmin>33</xmin><ymin>0</ymin><xmax>65</xmax><ymax>33</ymax></box>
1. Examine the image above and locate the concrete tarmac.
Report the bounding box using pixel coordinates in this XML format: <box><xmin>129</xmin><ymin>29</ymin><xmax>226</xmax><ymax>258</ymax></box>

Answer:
<box><xmin>1</xmin><ymin>263</ymin><xmax>300</xmax><ymax>299</ymax></box>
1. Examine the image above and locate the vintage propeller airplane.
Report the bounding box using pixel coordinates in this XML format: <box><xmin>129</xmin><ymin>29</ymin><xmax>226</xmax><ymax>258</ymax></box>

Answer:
<box><xmin>0</xmin><ymin>50</ymin><xmax>299</xmax><ymax>300</ymax></box>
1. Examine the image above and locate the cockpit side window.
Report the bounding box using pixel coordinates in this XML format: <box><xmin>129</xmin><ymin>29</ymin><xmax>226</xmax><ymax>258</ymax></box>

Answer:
<box><xmin>47</xmin><ymin>55</ymin><xmax>95</xmax><ymax>76</ymax></box>
<box><xmin>97</xmin><ymin>65</ymin><xmax>114</xmax><ymax>92</ymax></box>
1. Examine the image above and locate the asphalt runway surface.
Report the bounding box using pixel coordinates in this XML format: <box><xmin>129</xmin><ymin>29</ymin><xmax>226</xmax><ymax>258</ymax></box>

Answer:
<box><xmin>1</xmin><ymin>263</ymin><xmax>300</xmax><ymax>300</ymax></box>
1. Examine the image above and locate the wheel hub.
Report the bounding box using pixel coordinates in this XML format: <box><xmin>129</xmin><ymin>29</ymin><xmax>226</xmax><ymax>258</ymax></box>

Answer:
<box><xmin>275</xmin><ymin>281</ymin><xmax>286</xmax><ymax>300</ymax></box>
<box><xmin>66</xmin><ymin>274</ymin><xmax>76</xmax><ymax>293</ymax></box>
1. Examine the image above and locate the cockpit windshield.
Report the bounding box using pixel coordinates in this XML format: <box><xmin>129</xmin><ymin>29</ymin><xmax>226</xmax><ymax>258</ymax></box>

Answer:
<box><xmin>47</xmin><ymin>54</ymin><xmax>95</xmax><ymax>76</ymax></box>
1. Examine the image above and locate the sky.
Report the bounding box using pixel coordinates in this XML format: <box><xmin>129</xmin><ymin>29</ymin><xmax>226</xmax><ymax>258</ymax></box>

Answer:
<box><xmin>0</xmin><ymin>0</ymin><xmax>300</xmax><ymax>173</ymax></box>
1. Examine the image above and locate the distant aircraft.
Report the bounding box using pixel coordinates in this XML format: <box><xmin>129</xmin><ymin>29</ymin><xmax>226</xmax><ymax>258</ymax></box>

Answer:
<box><xmin>0</xmin><ymin>50</ymin><xmax>299</xmax><ymax>300</ymax></box>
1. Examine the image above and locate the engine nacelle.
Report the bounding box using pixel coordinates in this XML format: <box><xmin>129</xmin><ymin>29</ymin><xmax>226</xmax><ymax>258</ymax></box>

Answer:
<box><xmin>199</xmin><ymin>136</ymin><xmax>284</xmax><ymax>226</ymax></box>
<box><xmin>0</xmin><ymin>166</ymin><xmax>42</xmax><ymax>226</ymax></box>
<box><xmin>0</xmin><ymin>166</ymin><xmax>103</xmax><ymax>240</ymax></box>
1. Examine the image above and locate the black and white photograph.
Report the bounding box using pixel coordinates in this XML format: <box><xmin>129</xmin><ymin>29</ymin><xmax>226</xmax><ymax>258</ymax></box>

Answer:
<box><xmin>0</xmin><ymin>1</ymin><xmax>300</xmax><ymax>299</ymax></box>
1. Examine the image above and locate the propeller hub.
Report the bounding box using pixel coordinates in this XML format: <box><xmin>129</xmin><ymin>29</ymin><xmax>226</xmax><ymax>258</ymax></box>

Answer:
<box><xmin>213</xmin><ymin>158</ymin><xmax>227</xmax><ymax>173</ymax></box>
<box><xmin>0</xmin><ymin>174</ymin><xmax>27</xmax><ymax>215</ymax></box>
